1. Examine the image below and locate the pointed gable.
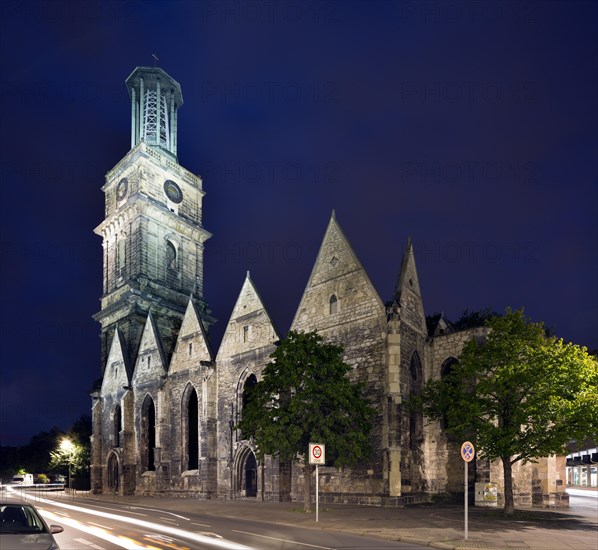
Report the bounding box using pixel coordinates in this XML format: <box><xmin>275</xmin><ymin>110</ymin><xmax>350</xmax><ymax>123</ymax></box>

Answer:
<box><xmin>132</xmin><ymin>311</ymin><xmax>167</xmax><ymax>386</ymax></box>
<box><xmin>216</xmin><ymin>272</ymin><xmax>279</xmax><ymax>361</ymax></box>
<box><xmin>394</xmin><ymin>237</ymin><xmax>427</xmax><ymax>334</ymax></box>
<box><xmin>291</xmin><ymin>212</ymin><xmax>385</xmax><ymax>333</ymax></box>
<box><xmin>100</xmin><ymin>329</ymin><xmax>130</xmax><ymax>396</ymax></box>
<box><xmin>169</xmin><ymin>297</ymin><xmax>213</xmax><ymax>374</ymax></box>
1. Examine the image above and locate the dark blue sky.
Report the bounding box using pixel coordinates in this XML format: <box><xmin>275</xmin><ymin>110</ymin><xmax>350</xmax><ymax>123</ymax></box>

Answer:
<box><xmin>1</xmin><ymin>1</ymin><xmax>596</xmax><ymax>446</ymax></box>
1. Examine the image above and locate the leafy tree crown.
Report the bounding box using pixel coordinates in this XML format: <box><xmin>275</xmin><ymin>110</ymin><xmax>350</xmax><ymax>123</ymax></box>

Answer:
<box><xmin>238</xmin><ymin>330</ymin><xmax>375</xmax><ymax>467</ymax></box>
<box><xmin>420</xmin><ymin>308</ymin><xmax>598</xmax><ymax>464</ymax></box>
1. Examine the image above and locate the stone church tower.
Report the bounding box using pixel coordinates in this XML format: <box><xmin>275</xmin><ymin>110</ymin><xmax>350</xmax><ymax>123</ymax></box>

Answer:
<box><xmin>92</xmin><ymin>67</ymin><xmax>212</xmax><ymax>372</ymax></box>
<box><xmin>91</xmin><ymin>67</ymin><xmax>214</xmax><ymax>494</ymax></box>
<box><xmin>90</xmin><ymin>67</ymin><xmax>567</xmax><ymax>507</ymax></box>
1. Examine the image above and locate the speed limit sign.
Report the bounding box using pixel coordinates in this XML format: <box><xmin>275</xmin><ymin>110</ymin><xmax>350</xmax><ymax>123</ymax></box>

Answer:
<box><xmin>309</xmin><ymin>443</ymin><xmax>325</xmax><ymax>465</ymax></box>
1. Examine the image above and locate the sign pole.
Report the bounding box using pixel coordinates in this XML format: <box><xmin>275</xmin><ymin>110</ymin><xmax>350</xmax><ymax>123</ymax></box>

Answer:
<box><xmin>316</xmin><ymin>464</ymin><xmax>319</xmax><ymax>523</ymax></box>
<box><xmin>464</xmin><ymin>461</ymin><xmax>468</xmax><ymax>540</ymax></box>
<box><xmin>309</xmin><ymin>443</ymin><xmax>325</xmax><ymax>523</ymax></box>
<box><xmin>460</xmin><ymin>441</ymin><xmax>475</xmax><ymax>542</ymax></box>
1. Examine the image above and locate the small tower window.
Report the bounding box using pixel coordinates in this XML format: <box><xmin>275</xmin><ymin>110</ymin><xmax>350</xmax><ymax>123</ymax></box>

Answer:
<box><xmin>329</xmin><ymin>294</ymin><xmax>338</xmax><ymax>314</ymax></box>
<box><xmin>166</xmin><ymin>241</ymin><xmax>177</xmax><ymax>270</ymax></box>
<box><xmin>243</xmin><ymin>325</ymin><xmax>249</xmax><ymax>343</ymax></box>
<box><xmin>117</xmin><ymin>238</ymin><xmax>126</xmax><ymax>274</ymax></box>
<box><xmin>188</xmin><ymin>343</ymin><xmax>193</xmax><ymax>356</ymax></box>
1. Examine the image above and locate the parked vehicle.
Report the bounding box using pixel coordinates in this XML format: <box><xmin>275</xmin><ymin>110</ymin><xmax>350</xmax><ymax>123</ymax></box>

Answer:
<box><xmin>10</xmin><ymin>474</ymin><xmax>34</xmax><ymax>486</ymax></box>
<box><xmin>0</xmin><ymin>502</ymin><xmax>63</xmax><ymax>549</ymax></box>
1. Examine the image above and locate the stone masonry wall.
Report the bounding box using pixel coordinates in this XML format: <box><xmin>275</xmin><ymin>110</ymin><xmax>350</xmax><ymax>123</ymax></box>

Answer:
<box><xmin>291</xmin><ymin>217</ymin><xmax>388</xmax><ymax>498</ymax></box>
<box><xmin>215</xmin><ymin>275</ymin><xmax>280</xmax><ymax>499</ymax></box>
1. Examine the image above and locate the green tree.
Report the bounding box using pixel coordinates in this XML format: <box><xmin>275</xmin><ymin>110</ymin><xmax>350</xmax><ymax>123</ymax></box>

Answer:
<box><xmin>238</xmin><ymin>330</ymin><xmax>375</xmax><ymax>511</ymax></box>
<box><xmin>452</xmin><ymin>307</ymin><xmax>500</xmax><ymax>331</ymax></box>
<box><xmin>419</xmin><ymin>308</ymin><xmax>598</xmax><ymax>515</ymax></box>
<box><xmin>48</xmin><ymin>416</ymin><xmax>91</xmax><ymax>489</ymax></box>
<box><xmin>19</xmin><ymin>427</ymin><xmax>63</xmax><ymax>474</ymax></box>
<box><xmin>49</xmin><ymin>438</ymin><xmax>89</xmax><ymax>489</ymax></box>
<box><xmin>70</xmin><ymin>415</ymin><xmax>92</xmax><ymax>444</ymax></box>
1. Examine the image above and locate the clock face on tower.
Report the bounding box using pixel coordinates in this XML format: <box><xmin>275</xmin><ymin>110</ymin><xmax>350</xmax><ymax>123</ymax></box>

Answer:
<box><xmin>116</xmin><ymin>178</ymin><xmax>128</xmax><ymax>201</ymax></box>
<box><xmin>164</xmin><ymin>180</ymin><xmax>183</xmax><ymax>203</ymax></box>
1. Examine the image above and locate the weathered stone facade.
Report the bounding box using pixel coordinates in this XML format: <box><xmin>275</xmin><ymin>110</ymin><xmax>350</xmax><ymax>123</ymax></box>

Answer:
<box><xmin>90</xmin><ymin>66</ymin><xmax>567</xmax><ymax>508</ymax></box>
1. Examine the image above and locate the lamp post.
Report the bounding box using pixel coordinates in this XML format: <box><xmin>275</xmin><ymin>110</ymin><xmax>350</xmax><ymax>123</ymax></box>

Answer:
<box><xmin>60</xmin><ymin>438</ymin><xmax>74</xmax><ymax>492</ymax></box>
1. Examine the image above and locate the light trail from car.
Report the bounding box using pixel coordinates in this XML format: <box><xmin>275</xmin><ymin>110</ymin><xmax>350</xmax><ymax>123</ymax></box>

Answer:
<box><xmin>7</xmin><ymin>486</ymin><xmax>253</xmax><ymax>550</ymax></box>
<box><xmin>39</xmin><ymin>509</ymin><xmax>151</xmax><ymax>549</ymax></box>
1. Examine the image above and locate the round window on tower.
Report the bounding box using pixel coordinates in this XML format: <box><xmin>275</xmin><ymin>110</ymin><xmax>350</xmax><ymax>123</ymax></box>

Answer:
<box><xmin>164</xmin><ymin>180</ymin><xmax>183</xmax><ymax>204</ymax></box>
<box><xmin>116</xmin><ymin>178</ymin><xmax>128</xmax><ymax>201</ymax></box>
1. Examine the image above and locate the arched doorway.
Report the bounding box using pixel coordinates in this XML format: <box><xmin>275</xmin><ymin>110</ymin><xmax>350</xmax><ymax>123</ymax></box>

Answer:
<box><xmin>107</xmin><ymin>452</ymin><xmax>120</xmax><ymax>493</ymax></box>
<box><xmin>234</xmin><ymin>446</ymin><xmax>258</xmax><ymax>498</ymax></box>
<box><xmin>244</xmin><ymin>452</ymin><xmax>257</xmax><ymax>497</ymax></box>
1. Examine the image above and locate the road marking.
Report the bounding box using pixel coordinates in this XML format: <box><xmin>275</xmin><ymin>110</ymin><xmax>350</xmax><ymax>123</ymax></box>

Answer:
<box><xmin>74</xmin><ymin>537</ymin><xmax>106</xmax><ymax>549</ymax></box>
<box><xmin>130</xmin><ymin>506</ymin><xmax>189</xmax><ymax>521</ymax></box>
<box><xmin>88</xmin><ymin>521</ymin><xmax>114</xmax><ymax>530</ymax></box>
<box><xmin>73</xmin><ymin>501</ymin><xmax>149</xmax><ymax>517</ymax></box>
<box><xmin>191</xmin><ymin>522</ymin><xmax>211</xmax><ymax>528</ymax></box>
<box><xmin>232</xmin><ymin>529</ymin><xmax>332</xmax><ymax>549</ymax></box>
<box><xmin>159</xmin><ymin>516</ymin><xmax>179</xmax><ymax>523</ymax></box>
<box><xmin>76</xmin><ymin>502</ymin><xmax>189</xmax><ymax>520</ymax></box>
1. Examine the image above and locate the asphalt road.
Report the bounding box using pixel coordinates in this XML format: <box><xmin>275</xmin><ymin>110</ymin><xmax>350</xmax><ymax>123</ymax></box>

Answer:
<box><xmin>3</xmin><ymin>489</ymin><xmax>426</xmax><ymax>550</ymax></box>
<box><xmin>566</xmin><ymin>488</ymin><xmax>598</xmax><ymax>517</ymax></box>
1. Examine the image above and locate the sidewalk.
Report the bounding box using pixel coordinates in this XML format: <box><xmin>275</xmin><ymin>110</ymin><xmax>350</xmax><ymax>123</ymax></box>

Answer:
<box><xmin>78</xmin><ymin>492</ymin><xmax>598</xmax><ymax>550</ymax></box>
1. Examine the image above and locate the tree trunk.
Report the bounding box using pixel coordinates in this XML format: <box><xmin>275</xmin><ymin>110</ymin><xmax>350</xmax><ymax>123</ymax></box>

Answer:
<box><xmin>502</xmin><ymin>457</ymin><xmax>515</xmax><ymax>515</ymax></box>
<box><xmin>303</xmin><ymin>460</ymin><xmax>312</xmax><ymax>512</ymax></box>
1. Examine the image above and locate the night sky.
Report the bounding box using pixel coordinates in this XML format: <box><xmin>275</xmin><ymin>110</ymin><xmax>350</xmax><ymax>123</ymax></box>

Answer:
<box><xmin>1</xmin><ymin>1</ymin><xmax>596</xmax><ymax>446</ymax></box>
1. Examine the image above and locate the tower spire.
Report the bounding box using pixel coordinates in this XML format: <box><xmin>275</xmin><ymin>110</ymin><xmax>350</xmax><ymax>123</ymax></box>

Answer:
<box><xmin>126</xmin><ymin>66</ymin><xmax>183</xmax><ymax>157</ymax></box>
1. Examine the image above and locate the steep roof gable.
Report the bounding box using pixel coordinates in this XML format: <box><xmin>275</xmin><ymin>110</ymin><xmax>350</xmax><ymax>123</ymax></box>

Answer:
<box><xmin>100</xmin><ymin>329</ymin><xmax>130</xmax><ymax>396</ymax></box>
<box><xmin>393</xmin><ymin>237</ymin><xmax>426</xmax><ymax>334</ymax></box>
<box><xmin>291</xmin><ymin>212</ymin><xmax>385</xmax><ymax>330</ymax></box>
<box><xmin>169</xmin><ymin>297</ymin><xmax>213</xmax><ymax>374</ymax></box>
<box><xmin>216</xmin><ymin>272</ymin><xmax>279</xmax><ymax>360</ymax></box>
<box><xmin>132</xmin><ymin>311</ymin><xmax>167</xmax><ymax>385</ymax></box>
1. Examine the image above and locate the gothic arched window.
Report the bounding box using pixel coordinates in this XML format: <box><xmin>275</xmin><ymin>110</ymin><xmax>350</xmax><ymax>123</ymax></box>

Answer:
<box><xmin>166</xmin><ymin>241</ymin><xmax>177</xmax><ymax>271</ymax></box>
<box><xmin>141</xmin><ymin>395</ymin><xmax>156</xmax><ymax>472</ymax></box>
<box><xmin>114</xmin><ymin>404</ymin><xmax>122</xmax><ymax>447</ymax></box>
<box><xmin>440</xmin><ymin>357</ymin><xmax>459</xmax><ymax>430</ymax></box>
<box><xmin>329</xmin><ymin>294</ymin><xmax>338</xmax><ymax>314</ymax></box>
<box><xmin>185</xmin><ymin>387</ymin><xmax>199</xmax><ymax>470</ymax></box>
<box><xmin>409</xmin><ymin>351</ymin><xmax>423</xmax><ymax>450</ymax></box>
<box><xmin>242</xmin><ymin>374</ymin><xmax>257</xmax><ymax>410</ymax></box>
<box><xmin>236</xmin><ymin>374</ymin><xmax>257</xmax><ymax>441</ymax></box>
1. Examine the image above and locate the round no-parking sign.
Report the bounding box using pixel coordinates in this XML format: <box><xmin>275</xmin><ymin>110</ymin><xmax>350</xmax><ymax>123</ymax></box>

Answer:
<box><xmin>461</xmin><ymin>441</ymin><xmax>475</xmax><ymax>462</ymax></box>
<box><xmin>309</xmin><ymin>443</ymin><xmax>325</xmax><ymax>465</ymax></box>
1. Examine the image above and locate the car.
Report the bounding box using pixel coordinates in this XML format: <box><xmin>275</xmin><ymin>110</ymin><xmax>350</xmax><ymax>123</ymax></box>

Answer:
<box><xmin>0</xmin><ymin>502</ymin><xmax>63</xmax><ymax>550</ymax></box>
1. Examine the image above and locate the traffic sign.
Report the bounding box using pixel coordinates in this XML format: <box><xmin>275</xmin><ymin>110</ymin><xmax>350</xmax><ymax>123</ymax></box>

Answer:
<box><xmin>309</xmin><ymin>443</ymin><xmax>325</xmax><ymax>465</ymax></box>
<box><xmin>460</xmin><ymin>440</ymin><xmax>475</xmax><ymax>540</ymax></box>
<box><xmin>461</xmin><ymin>441</ymin><xmax>475</xmax><ymax>462</ymax></box>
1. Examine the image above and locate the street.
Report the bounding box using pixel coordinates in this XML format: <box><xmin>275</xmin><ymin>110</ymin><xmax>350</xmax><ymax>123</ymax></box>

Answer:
<box><xmin>3</xmin><ymin>488</ymin><xmax>426</xmax><ymax>550</ymax></box>
<box><xmin>567</xmin><ymin>488</ymin><xmax>598</xmax><ymax>517</ymax></box>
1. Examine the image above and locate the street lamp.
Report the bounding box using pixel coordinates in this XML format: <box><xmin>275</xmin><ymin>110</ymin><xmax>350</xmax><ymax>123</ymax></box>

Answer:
<box><xmin>60</xmin><ymin>438</ymin><xmax>74</xmax><ymax>492</ymax></box>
